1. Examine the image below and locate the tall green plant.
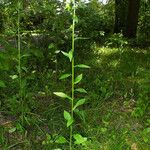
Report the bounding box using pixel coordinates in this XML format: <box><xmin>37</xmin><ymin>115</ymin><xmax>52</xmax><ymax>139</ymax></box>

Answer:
<box><xmin>54</xmin><ymin>0</ymin><xmax>90</xmax><ymax>149</ymax></box>
<box><xmin>17</xmin><ymin>0</ymin><xmax>23</xmax><ymax>125</ymax></box>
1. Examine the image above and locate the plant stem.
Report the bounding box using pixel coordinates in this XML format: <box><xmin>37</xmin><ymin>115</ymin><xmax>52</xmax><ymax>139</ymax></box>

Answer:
<box><xmin>17</xmin><ymin>1</ymin><xmax>23</xmax><ymax>125</ymax></box>
<box><xmin>70</xmin><ymin>0</ymin><xmax>76</xmax><ymax>150</ymax></box>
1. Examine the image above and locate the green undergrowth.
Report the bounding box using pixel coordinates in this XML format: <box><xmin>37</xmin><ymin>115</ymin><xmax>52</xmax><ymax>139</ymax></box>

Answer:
<box><xmin>82</xmin><ymin>46</ymin><xmax>150</xmax><ymax>150</ymax></box>
<box><xmin>1</xmin><ymin>46</ymin><xmax>150</xmax><ymax>149</ymax></box>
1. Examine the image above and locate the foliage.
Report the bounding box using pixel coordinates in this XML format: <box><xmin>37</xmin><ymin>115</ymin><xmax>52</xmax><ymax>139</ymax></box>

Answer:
<box><xmin>0</xmin><ymin>0</ymin><xmax>150</xmax><ymax>149</ymax></box>
<box><xmin>138</xmin><ymin>1</ymin><xmax>150</xmax><ymax>45</ymax></box>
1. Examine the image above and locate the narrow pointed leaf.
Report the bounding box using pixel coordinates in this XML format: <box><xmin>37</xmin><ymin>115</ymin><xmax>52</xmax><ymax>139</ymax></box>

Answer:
<box><xmin>67</xmin><ymin>118</ymin><xmax>74</xmax><ymax>127</ymax></box>
<box><xmin>75</xmin><ymin>64</ymin><xmax>90</xmax><ymax>69</ymax></box>
<box><xmin>74</xmin><ymin>74</ymin><xmax>83</xmax><ymax>84</ymax></box>
<box><xmin>75</xmin><ymin>88</ymin><xmax>87</xmax><ymax>93</ymax></box>
<box><xmin>68</xmin><ymin>50</ymin><xmax>73</xmax><ymax>62</ymax></box>
<box><xmin>73</xmin><ymin>99</ymin><xmax>86</xmax><ymax>110</ymax></box>
<box><xmin>75</xmin><ymin>37</ymin><xmax>89</xmax><ymax>41</ymax></box>
<box><xmin>61</xmin><ymin>51</ymin><xmax>69</xmax><ymax>58</ymax></box>
<box><xmin>55</xmin><ymin>50</ymin><xmax>61</xmax><ymax>54</ymax></box>
<box><xmin>53</xmin><ymin>92</ymin><xmax>71</xmax><ymax>100</ymax></box>
<box><xmin>20</xmin><ymin>54</ymin><xmax>30</xmax><ymax>59</ymax></box>
<box><xmin>61</xmin><ymin>50</ymin><xmax>73</xmax><ymax>62</ymax></box>
<box><xmin>59</xmin><ymin>74</ymin><xmax>71</xmax><ymax>80</ymax></box>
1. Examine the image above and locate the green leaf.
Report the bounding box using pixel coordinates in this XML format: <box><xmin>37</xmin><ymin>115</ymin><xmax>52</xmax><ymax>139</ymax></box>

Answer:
<box><xmin>64</xmin><ymin>110</ymin><xmax>71</xmax><ymax>121</ymax></box>
<box><xmin>73</xmin><ymin>134</ymin><xmax>87</xmax><ymax>145</ymax></box>
<box><xmin>100</xmin><ymin>127</ymin><xmax>107</xmax><ymax>133</ymax></box>
<box><xmin>10</xmin><ymin>75</ymin><xmax>18</xmax><ymax>80</ymax></box>
<box><xmin>0</xmin><ymin>80</ymin><xmax>6</xmax><ymax>88</ymax></box>
<box><xmin>74</xmin><ymin>15</ymin><xmax>78</xmax><ymax>23</ymax></box>
<box><xmin>55</xmin><ymin>50</ymin><xmax>61</xmax><ymax>54</ymax></box>
<box><xmin>55</xmin><ymin>136</ymin><xmax>67</xmax><ymax>144</ymax></box>
<box><xmin>20</xmin><ymin>54</ymin><xmax>30</xmax><ymax>59</ymax></box>
<box><xmin>59</xmin><ymin>74</ymin><xmax>71</xmax><ymax>80</ymax></box>
<box><xmin>75</xmin><ymin>64</ymin><xmax>90</xmax><ymax>69</ymax></box>
<box><xmin>22</xmin><ymin>67</ymin><xmax>28</xmax><ymax>72</ymax></box>
<box><xmin>68</xmin><ymin>50</ymin><xmax>73</xmax><ymax>62</ymax></box>
<box><xmin>74</xmin><ymin>74</ymin><xmax>83</xmax><ymax>84</ymax></box>
<box><xmin>9</xmin><ymin>127</ymin><xmax>16</xmax><ymax>133</ymax></box>
<box><xmin>74</xmin><ymin>109</ymin><xmax>86</xmax><ymax>122</ymax></box>
<box><xmin>64</xmin><ymin>110</ymin><xmax>74</xmax><ymax>127</ymax></box>
<box><xmin>46</xmin><ymin>133</ymin><xmax>52</xmax><ymax>141</ymax></box>
<box><xmin>73</xmin><ymin>99</ymin><xmax>86</xmax><ymax>110</ymax></box>
<box><xmin>67</xmin><ymin>118</ymin><xmax>74</xmax><ymax>127</ymax></box>
<box><xmin>62</xmin><ymin>51</ymin><xmax>69</xmax><ymax>58</ymax></box>
<box><xmin>75</xmin><ymin>88</ymin><xmax>87</xmax><ymax>93</ymax></box>
<box><xmin>75</xmin><ymin>37</ymin><xmax>89</xmax><ymax>41</ymax></box>
<box><xmin>61</xmin><ymin>50</ymin><xmax>73</xmax><ymax>62</ymax></box>
<box><xmin>53</xmin><ymin>92</ymin><xmax>72</xmax><ymax>100</ymax></box>
<box><xmin>65</xmin><ymin>3</ymin><xmax>71</xmax><ymax>11</ymax></box>
<box><xmin>48</xmin><ymin>43</ymin><xmax>54</xmax><ymax>49</ymax></box>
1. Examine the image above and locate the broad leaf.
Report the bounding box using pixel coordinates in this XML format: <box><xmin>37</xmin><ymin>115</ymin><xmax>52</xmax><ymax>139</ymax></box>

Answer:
<box><xmin>75</xmin><ymin>64</ymin><xmax>90</xmax><ymax>69</ymax></box>
<box><xmin>74</xmin><ymin>74</ymin><xmax>83</xmax><ymax>84</ymax></box>
<box><xmin>73</xmin><ymin>134</ymin><xmax>87</xmax><ymax>145</ymax></box>
<box><xmin>64</xmin><ymin>110</ymin><xmax>74</xmax><ymax>127</ymax></box>
<box><xmin>75</xmin><ymin>88</ymin><xmax>87</xmax><ymax>93</ymax></box>
<box><xmin>0</xmin><ymin>80</ymin><xmax>6</xmax><ymax>88</ymax></box>
<box><xmin>64</xmin><ymin>110</ymin><xmax>71</xmax><ymax>121</ymax></box>
<box><xmin>68</xmin><ymin>50</ymin><xmax>73</xmax><ymax>62</ymax></box>
<box><xmin>53</xmin><ymin>92</ymin><xmax>71</xmax><ymax>100</ymax></box>
<box><xmin>59</xmin><ymin>74</ymin><xmax>71</xmax><ymax>80</ymax></box>
<box><xmin>73</xmin><ymin>99</ymin><xmax>86</xmax><ymax>110</ymax></box>
<box><xmin>55</xmin><ymin>136</ymin><xmax>67</xmax><ymax>144</ymax></box>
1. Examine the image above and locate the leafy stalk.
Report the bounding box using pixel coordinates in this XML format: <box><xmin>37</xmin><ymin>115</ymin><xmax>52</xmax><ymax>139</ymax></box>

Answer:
<box><xmin>54</xmin><ymin>0</ymin><xmax>89</xmax><ymax>149</ymax></box>
<box><xmin>70</xmin><ymin>0</ymin><xmax>76</xmax><ymax>149</ymax></box>
<box><xmin>17</xmin><ymin>0</ymin><xmax>23</xmax><ymax>125</ymax></box>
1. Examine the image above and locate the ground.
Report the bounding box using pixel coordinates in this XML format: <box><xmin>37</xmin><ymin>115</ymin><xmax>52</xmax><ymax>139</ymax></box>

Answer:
<box><xmin>0</xmin><ymin>46</ymin><xmax>150</xmax><ymax>149</ymax></box>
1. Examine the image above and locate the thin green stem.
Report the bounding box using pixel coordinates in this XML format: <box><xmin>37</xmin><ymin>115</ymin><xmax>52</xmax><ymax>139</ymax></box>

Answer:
<box><xmin>70</xmin><ymin>0</ymin><xmax>76</xmax><ymax>150</ymax></box>
<box><xmin>17</xmin><ymin>1</ymin><xmax>23</xmax><ymax>125</ymax></box>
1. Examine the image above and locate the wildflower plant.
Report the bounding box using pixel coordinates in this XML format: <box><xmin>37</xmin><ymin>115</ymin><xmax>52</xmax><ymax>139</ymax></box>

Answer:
<box><xmin>53</xmin><ymin>0</ymin><xmax>90</xmax><ymax>149</ymax></box>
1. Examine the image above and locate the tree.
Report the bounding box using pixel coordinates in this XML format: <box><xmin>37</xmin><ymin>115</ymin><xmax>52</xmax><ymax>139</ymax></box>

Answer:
<box><xmin>114</xmin><ymin>0</ymin><xmax>128</xmax><ymax>34</ymax></box>
<box><xmin>125</xmin><ymin>0</ymin><xmax>140</xmax><ymax>38</ymax></box>
<box><xmin>114</xmin><ymin>0</ymin><xmax>141</xmax><ymax>38</ymax></box>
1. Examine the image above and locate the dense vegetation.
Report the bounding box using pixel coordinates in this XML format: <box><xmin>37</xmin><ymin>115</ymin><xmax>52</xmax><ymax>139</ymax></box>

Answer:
<box><xmin>0</xmin><ymin>0</ymin><xmax>150</xmax><ymax>149</ymax></box>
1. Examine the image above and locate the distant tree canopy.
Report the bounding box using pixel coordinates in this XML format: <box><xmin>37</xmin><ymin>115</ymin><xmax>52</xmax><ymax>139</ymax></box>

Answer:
<box><xmin>0</xmin><ymin>0</ymin><xmax>149</xmax><ymax>41</ymax></box>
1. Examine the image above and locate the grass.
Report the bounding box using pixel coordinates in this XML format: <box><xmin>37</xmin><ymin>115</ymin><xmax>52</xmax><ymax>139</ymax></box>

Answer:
<box><xmin>1</xmin><ymin>45</ymin><xmax>150</xmax><ymax>149</ymax></box>
<box><xmin>81</xmin><ymin>46</ymin><xmax>150</xmax><ymax>150</ymax></box>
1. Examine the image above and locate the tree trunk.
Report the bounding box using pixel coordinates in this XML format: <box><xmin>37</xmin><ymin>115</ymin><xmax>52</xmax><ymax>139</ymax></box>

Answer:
<box><xmin>125</xmin><ymin>0</ymin><xmax>140</xmax><ymax>38</ymax></box>
<box><xmin>114</xmin><ymin>0</ymin><xmax>128</xmax><ymax>34</ymax></box>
